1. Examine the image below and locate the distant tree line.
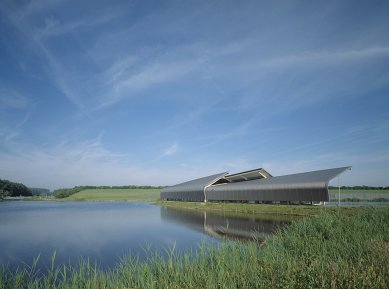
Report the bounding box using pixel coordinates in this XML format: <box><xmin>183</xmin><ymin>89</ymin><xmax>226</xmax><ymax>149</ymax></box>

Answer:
<box><xmin>53</xmin><ymin>185</ymin><xmax>165</xmax><ymax>199</ymax></box>
<box><xmin>328</xmin><ymin>185</ymin><xmax>389</xmax><ymax>190</ymax></box>
<box><xmin>29</xmin><ymin>188</ymin><xmax>52</xmax><ymax>196</ymax></box>
<box><xmin>0</xmin><ymin>179</ymin><xmax>32</xmax><ymax>197</ymax></box>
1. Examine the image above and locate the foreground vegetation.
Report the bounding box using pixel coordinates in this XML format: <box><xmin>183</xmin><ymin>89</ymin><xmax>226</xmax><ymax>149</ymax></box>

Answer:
<box><xmin>65</xmin><ymin>188</ymin><xmax>161</xmax><ymax>202</ymax></box>
<box><xmin>1</xmin><ymin>207</ymin><xmax>388</xmax><ymax>289</ymax></box>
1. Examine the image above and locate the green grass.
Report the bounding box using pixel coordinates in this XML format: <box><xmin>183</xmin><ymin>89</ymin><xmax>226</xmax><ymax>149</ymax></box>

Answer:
<box><xmin>329</xmin><ymin>189</ymin><xmax>389</xmax><ymax>194</ymax></box>
<box><xmin>330</xmin><ymin>197</ymin><xmax>389</xmax><ymax>202</ymax></box>
<box><xmin>155</xmin><ymin>200</ymin><xmax>364</xmax><ymax>216</ymax></box>
<box><xmin>329</xmin><ymin>189</ymin><xmax>389</xmax><ymax>202</ymax></box>
<box><xmin>1</xmin><ymin>207</ymin><xmax>388</xmax><ymax>289</ymax></box>
<box><xmin>65</xmin><ymin>188</ymin><xmax>161</xmax><ymax>202</ymax></box>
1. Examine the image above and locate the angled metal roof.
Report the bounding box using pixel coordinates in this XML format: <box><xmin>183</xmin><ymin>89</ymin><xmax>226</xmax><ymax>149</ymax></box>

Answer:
<box><xmin>161</xmin><ymin>172</ymin><xmax>228</xmax><ymax>192</ymax></box>
<box><xmin>160</xmin><ymin>172</ymin><xmax>228</xmax><ymax>202</ymax></box>
<box><xmin>249</xmin><ymin>166</ymin><xmax>351</xmax><ymax>186</ymax></box>
<box><xmin>206</xmin><ymin>167</ymin><xmax>351</xmax><ymax>202</ymax></box>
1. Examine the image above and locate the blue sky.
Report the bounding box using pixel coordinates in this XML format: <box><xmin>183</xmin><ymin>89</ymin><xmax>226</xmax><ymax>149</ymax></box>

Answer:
<box><xmin>0</xmin><ymin>0</ymin><xmax>388</xmax><ymax>189</ymax></box>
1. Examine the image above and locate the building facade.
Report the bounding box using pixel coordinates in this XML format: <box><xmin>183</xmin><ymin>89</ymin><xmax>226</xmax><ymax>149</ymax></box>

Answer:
<box><xmin>160</xmin><ymin>167</ymin><xmax>351</xmax><ymax>203</ymax></box>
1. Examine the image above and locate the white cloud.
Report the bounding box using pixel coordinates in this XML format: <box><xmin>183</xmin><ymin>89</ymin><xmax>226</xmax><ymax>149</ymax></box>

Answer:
<box><xmin>97</xmin><ymin>54</ymin><xmax>205</xmax><ymax>109</ymax></box>
<box><xmin>0</xmin><ymin>139</ymin><xmax>222</xmax><ymax>189</ymax></box>
<box><xmin>0</xmin><ymin>135</ymin><xmax>128</xmax><ymax>189</ymax></box>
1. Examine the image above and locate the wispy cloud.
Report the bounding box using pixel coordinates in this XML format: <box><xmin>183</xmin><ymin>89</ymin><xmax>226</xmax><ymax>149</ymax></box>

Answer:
<box><xmin>0</xmin><ymin>134</ymin><xmax>127</xmax><ymax>188</ymax></box>
<box><xmin>97</xmin><ymin>54</ymin><xmax>205</xmax><ymax>109</ymax></box>
<box><xmin>0</xmin><ymin>5</ymin><xmax>84</xmax><ymax>110</ymax></box>
<box><xmin>162</xmin><ymin>143</ymin><xmax>178</xmax><ymax>157</ymax></box>
<box><xmin>35</xmin><ymin>9</ymin><xmax>123</xmax><ymax>40</ymax></box>
<box><xmin>0</xmin><ymin>1</ymin><xmax>125</xmax><ymax>112</ymax></box>
<box><xmin>0</xmin><ymin>0</ymin><xmax>388</xmax><ymax>188</ymax></box>
<box><xmin>0</xmin><ymin>87</ymin><xmax>35</xmax><ymax>147</ymax></box>
<box><xmin>260</xmin><ymin>46</ymin><xmax>389</xmax><ymax>69</ymax></box>
<box><xmin>0</xmin><ymin>137</ymin><xmax>218</xmax><ymax>189</ymax></box>
<box><xmin>0</xmin><ymin>88</ymin><xmax>29</xmax><ymax>109</ymax></box>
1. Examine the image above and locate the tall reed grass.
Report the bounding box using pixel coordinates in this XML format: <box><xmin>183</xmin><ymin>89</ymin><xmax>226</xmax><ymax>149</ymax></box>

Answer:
<box><xmin>1</xmin><ymin>207</ymin><xmax>388</xmax><ymax>289</ymax></box>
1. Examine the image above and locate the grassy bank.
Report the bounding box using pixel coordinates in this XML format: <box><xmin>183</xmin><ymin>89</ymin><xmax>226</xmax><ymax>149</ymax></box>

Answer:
<box><xmin>156</xmin><ymin>200</ymin><xmax>363</xmax><ymax>216</ymax></box>
<box><xmin>330</xmin><ymin>197</ymin><xmax>389</xmax><ymax>202</ymax></box>
<box><xmin>1</xmin><ymin>207</ymin><xmax>388</xmax><ymax>289</ymax></box>
<box><xmin>328</xmin><ymin>188</ymin><xmax>389</xmax><ymax>202</ymax></box>
<box><xmin>329</xmin><ymin>189</ymin><xmax>389</xmax><ymax>194</ymax></box>
<box><xmin>64</xmin><ymin>188</ymin><xmax>160</xmax><ymax>202</ymax></box>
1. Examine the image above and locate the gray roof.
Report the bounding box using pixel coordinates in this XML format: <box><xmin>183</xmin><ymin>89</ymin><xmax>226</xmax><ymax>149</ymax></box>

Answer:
<box><xmin>161</xmin><ymin>172</ymin><xmax>228</xmax><ymax>193</ymax></box>
<box><xmin>160</xmin><ymin>172</ymin><xmax>228</xmax><ymax>201</ymax></box>
<box><xmin>206</xmin><ymin>167</ymin><xmax>351</xmax><ymax>202</ymax></box>
<box><xmin>209</xmin><ymin>167</ymin><xmax>351</xmax><ymax>190</ymax></box>
<box><xmin>253</xmin><ymin>166</ymin><xmax>351</xmax><ymax>186</ymax></box>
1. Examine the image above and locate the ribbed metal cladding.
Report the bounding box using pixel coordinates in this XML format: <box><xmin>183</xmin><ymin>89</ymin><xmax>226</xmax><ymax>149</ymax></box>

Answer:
<box><xmin>160</xmin><ymin>172</ymin><xmax>227</xmax><ymax>202</ymax></box>
<box><xmin>206</xmin><ymin>167</ymin><xmax>351</xmax><ymax>202</ymax></box>
<box><xmin>206</xmin><ymin>182</ymin><xmax>327</xmax><ymax>202</ymax></box>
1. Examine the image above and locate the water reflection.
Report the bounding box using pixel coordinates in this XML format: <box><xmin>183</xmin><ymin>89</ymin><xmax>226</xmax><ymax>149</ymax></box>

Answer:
<box><xmin>0</xmin><ymin>201</ymin><xmax>215</xmax><ymax>270</ymax></box>
<box><xmin>161</xmin><ymin>207</ymin><xmax>290</xmax><ymax>241</ymax></box>
<box><xmin>0</xmin><ymin>201</ymin><xmax>290</xmax><ymax>271</ymax></box>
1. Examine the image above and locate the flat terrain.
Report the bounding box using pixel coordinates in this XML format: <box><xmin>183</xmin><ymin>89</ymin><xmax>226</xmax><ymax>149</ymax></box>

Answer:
<box><xmin>329</xmin><ymin>189</ymin><xmax>389</xmax><ymax>194</ymax></box>
<box><xmin>65</xmin><ymin>188</ymin><xmax>161</xmax><ymax>202</ymax></box>
<box><xmin>62</xmin><ymin>188</ymin><xmax>389</xmax><ymax>203</ymax></box>
<box><xmin>156</xmin><ymin>201</ymin><xmax>365</xmax><ymax>216</ymax></box>
<box><xmin>329</xmin><ymin>189</ymin><xmax>389</xmax><ymax>201</ymax></box>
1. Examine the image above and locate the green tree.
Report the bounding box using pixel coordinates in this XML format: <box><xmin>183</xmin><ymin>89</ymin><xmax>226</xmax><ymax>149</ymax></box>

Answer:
<box><xmin>0</xmin><ymin>178</ymin><xmax>32</xmax><ymax>197</ymax></box>
<box><xmin>29</xmin><ymin>188</ymin><xmax>51</xmax><ymax>196</ymax></box>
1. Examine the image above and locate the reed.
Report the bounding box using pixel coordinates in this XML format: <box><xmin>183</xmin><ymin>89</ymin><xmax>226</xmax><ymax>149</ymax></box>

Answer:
<box><xmin>1</xmin><ymin>207</ymin><xmax>388</xmax><ymax>289</ymax></box>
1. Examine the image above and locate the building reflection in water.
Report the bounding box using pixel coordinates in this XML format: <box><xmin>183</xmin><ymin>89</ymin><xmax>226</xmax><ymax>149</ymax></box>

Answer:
<box><xmin>160</xmin><ymin>206</ymin><xmax>291</xmax><ymax>241</ymax></box>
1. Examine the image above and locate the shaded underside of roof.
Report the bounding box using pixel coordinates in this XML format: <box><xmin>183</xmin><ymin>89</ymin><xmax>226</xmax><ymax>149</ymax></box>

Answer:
<box><xmin>206</xmin><ymin>167</ymin><xmax>351</xmax><ymax>202</ymax></box>
<box><xmin>224</xmin><ymin>168</ymin><xmax>272</xmax><ymax>182</ymax></box>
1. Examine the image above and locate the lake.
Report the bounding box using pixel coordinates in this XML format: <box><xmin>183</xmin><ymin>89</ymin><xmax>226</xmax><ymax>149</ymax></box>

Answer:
<box><xmin>0</xmin><ymin>201</ymin><xmax>289</xmax><ymax>270</ymax></box>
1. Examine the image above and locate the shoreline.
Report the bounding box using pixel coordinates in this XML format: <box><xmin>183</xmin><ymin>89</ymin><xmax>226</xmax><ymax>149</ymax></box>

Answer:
<box><xmin>154</xmin><ymin>200</ymin><xmax>365</xmax><ymax>216</ymax></box>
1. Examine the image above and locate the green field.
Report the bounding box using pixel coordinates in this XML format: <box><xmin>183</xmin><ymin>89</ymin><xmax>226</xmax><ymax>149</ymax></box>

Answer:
<box><xmin>329</xmin><ymin>189</ymin><xmax>389</xmax><ymax>202</ymax></box>
<box><xmin>65</xmin><ymin>188</ymin><xmax>161</xmax><ymax>202</ymax></box>
<box><xmin>329</xmin><ymin>189</ymin><xmax>389</xmax><ymax>194</ymax></box>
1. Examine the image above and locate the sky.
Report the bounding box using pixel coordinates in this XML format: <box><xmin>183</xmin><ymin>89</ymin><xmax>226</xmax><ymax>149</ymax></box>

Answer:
<box><xmin>0</xmin><ymin>0</ymin><xmax>389</xmax><ymax>190</ymax></box>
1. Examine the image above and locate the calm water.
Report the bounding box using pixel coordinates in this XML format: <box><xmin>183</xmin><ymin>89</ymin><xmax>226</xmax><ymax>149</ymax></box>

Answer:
<box><xmin>0</xmin><ymin>201</ymin><xmax>289</xmax><ymax>270</ymax></box>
